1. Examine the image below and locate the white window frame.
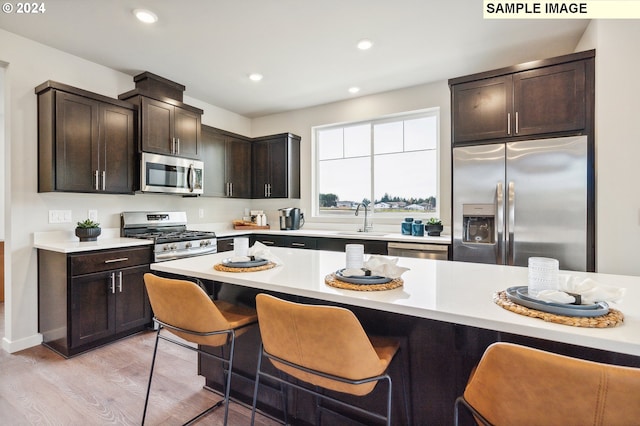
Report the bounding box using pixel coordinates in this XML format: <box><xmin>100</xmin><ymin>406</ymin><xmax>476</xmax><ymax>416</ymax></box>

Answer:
<box><xmin>311</xmin><ymin>108</ymin><xmax>440</xmax><ymax>224</ymax></box>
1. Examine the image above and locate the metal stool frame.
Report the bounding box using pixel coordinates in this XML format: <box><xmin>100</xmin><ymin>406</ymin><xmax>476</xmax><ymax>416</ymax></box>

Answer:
<box><xmin>250</xmin><ymin>343</ymin><xmax>410</xmax><ymax>426</ymax></box>
<box><xmin>142</xmin><ymin>317</ymin><xmax>252</xmax><ymax>426</ymax></box>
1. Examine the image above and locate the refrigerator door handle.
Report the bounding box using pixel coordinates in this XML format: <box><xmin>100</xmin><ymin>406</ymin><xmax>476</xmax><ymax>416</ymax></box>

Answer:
<box><xmin>496</xmin><ymin>182</ymin><xmax>505</xmax><ymax>264</ymax></box>
<box><xmin>507</xmin><ymin>181</ymin><xmax>516</xmax><ymax>265</ymax></box>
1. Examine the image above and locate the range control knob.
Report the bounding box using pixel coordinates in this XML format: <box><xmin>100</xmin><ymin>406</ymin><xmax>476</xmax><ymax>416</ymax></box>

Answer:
<box><xmin>185</xmin><ymin>242</ymin><xmax>192</xmax><ymax>249</ymax></box>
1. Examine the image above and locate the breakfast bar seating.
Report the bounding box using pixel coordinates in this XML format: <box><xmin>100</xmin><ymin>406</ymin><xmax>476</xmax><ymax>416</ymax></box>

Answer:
<box><xmin>250</xmin><ymin>294</ymin><xmax>410</xmax><ymax>425</ymax></box>
<box><xmin>454</xmin><ymin>342</ymin><xmax>640</xmax><ymax>425</ymax></box>
<box><xmin>142</xmin><ymin>274</ymin><xmax>258</xmax><ymax>425</ymax></box>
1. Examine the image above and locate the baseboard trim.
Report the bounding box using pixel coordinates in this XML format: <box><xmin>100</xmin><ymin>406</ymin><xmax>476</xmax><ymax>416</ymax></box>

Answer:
<box><xmin>2</xmin><ymin>333</ymin><xmax>43</xmax><ymax>353</ymax></box>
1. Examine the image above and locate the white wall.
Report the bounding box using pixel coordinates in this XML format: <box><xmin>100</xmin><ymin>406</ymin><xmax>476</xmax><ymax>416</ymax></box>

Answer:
<box><xmin>0</xmin><ymin>29</ymin><xmax>252</xmax><ymax>352</ymax></box>
<box><xmin>576</xmin><ymin>21</ymin><xmax>640</xmax><ymax>276</ymax></box>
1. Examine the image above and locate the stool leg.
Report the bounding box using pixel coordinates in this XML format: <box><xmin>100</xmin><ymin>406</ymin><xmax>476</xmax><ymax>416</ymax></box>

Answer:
<box><xmin>142</xmin><ymin>327</ymin><xmax>162</xmax><ymax>426</ymax></box>
<box><xmin>222</xmin><ymin>332</ymin><xmax>236</xmax><ymax>425</ymax></box>
<box><xmin>250</xmin><ymin>345</ymin><xmax>264</xmax><ymax>425</ymax></box>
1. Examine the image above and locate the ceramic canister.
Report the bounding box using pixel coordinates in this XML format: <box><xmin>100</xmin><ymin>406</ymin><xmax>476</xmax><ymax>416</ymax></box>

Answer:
<box><xmin>412</xmin><ymin>219</ymin><xmax>424</xmax><ymax>236</ymax></box>
<box><xmin>401</xmin><ymin>218</ymin><xmax>414</xmax><ymax>235</ymax></box>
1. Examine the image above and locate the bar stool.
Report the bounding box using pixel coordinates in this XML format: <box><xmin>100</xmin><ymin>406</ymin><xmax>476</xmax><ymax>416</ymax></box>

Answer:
<box><xmin>142</xmin><ymin>273</ymin><xmax>258</xmax><ymax>425</ymax></box>
<box><xmin>454</xmin><ymin>342</ymin><xmax>640</xmax><ymax>425</ymax></box>
<box><xmin>250</xmin><ymin>293</ymin><xmax>410</xmax><ymax>425</ymax></box>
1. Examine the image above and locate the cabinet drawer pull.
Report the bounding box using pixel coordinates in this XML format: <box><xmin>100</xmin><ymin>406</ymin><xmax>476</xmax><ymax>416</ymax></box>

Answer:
<box><xmin>261</xmin><ymin>240</ymin><xmax>275</xmax><ymax>246</ymax></box>
<box><xmin>291</xmin><ymin>242</ymin><xmax>305</xmax><ymax>247</ymax></box>
<box><xmin>104</xmin><ymin>257</ymin><xmax>129</xmax><ymax>264</ymax></box>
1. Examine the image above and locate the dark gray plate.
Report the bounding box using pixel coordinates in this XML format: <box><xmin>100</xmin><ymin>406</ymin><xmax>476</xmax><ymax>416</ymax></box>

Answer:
<box><xmin>506</xmin><ymin>286</ymin><xmax>609</xmax><ymax>317</ymax></box>
<box><xmin>515</xmin><ymin>287</ymin><xmax>599</xmax><ymax>310</ymax></box>
<box><xmin>222</xmin><ymin>258</ymin><xmax>269</xmax><ymax>268</ymax></box>
<box><xmin>335</xmin><ymin>269</ymin><xmax>392</xmax><ymax>285</ymax></box>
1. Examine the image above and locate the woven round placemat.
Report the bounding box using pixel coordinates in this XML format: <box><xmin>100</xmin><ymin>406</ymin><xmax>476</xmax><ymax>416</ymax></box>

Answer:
<box><xmin>214</xmin><ymin>262</ymin><xmax>277</xmax><ymax>273</ymax></box>
<box><xmin>494</xmin><ymin>291</ymin><xmax>624</xmax><ymax>328</ymax></box>
<box><xmin>324</xmin><ymin>273</ymin><xmax>403</xmax><ymax>291</ymax></box>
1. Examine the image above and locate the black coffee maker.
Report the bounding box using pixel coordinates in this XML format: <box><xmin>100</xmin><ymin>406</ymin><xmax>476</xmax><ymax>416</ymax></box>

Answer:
<box><xmin>279</xmin><ymin>208</ymin><xmax>304</xmax><ymax>230</ymax></box>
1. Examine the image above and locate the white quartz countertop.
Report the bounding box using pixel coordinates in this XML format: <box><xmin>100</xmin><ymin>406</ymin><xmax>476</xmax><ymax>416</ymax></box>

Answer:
<box><xmin>34</xmin><ymin>229</ymin><xmax>153</xmax><ymax>253</ymax></box>
<box><xmin>212</xmin><ymin>228</ymin><xmax>451</xmax><ymax>244</ymax></box>
<box><xmin>151</xmin><ymin>247</ymin><xmax>640</xmax><ymax>357</ymax></box>
<box><xmin>33</xmin><ymin>237</ymin><xmax>153</xmax><ymax>253</ymax></box>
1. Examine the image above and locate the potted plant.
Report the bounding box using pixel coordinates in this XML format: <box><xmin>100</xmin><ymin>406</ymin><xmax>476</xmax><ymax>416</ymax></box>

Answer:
<box><xmin>426</xmin><ymin>218</ymin><xmax>443</xmax><ymax>236</ymax></box>
<box><xmin>75</xmin><ymin>219</ymin><xmax>101</xmax><ymax>242</ymax></box>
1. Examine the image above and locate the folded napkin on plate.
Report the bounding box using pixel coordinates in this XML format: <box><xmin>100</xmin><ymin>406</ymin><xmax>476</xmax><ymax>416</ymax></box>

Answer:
<box><xmin>248</xmin><ymin>241</ymin><xmax>283</xmax><ymax>265</ymax></box>
<box><xmin>341</xmin><ymin>255</ymin><xmax>410</xmax><ymax>279</ymax></box>
<box><xmin>534</xmin><ymin>275</ymin><xmax>626</xmax><ymax>305</ymax></box>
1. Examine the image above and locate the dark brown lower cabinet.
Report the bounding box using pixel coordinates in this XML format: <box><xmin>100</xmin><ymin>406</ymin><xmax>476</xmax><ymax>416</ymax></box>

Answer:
<box><xmin>38</xmin><ymin>246</ymin><xmax>152</xmax><ymax>357</ymax></box>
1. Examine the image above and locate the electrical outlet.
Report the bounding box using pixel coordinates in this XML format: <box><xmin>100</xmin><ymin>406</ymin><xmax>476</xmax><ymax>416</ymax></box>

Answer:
<box><xmin>198</xmin><ymin>208</ymin><xmax>204</xmax><ymax>219</ymax></box>
<box><xmin>48</xmin><ymin>210</ymin><xmax>73</xmax><ymax>223</ymax></box>
<box><xmin>88</xmin><ymin>210</ymin><xmax>98</xmax><ymax>222</ymax></box>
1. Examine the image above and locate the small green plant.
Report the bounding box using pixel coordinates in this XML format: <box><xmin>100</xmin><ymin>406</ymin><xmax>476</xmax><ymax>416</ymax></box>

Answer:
<box><xmin>426</xmin><ymin>218</ymin><xmax>442</xmax><ymax>226</ymax></box>
<box><xmin>76</xmin><ymin>219</ymin><xmax>100</xmax><ymax>228</ymax></box>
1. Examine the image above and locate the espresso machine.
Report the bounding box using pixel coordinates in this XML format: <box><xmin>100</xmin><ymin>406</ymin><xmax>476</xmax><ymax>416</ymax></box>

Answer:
<box><xmin>279</xmin><ymin>208</ymin><xmax>304</xmax><ymax>230</ymax></box>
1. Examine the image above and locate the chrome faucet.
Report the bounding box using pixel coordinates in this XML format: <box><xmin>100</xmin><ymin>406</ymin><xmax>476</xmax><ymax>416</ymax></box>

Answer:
<box><xmin>355</xmin><ymin>202</ymin><xmax>373</xmax><ymax>232</ymax></box>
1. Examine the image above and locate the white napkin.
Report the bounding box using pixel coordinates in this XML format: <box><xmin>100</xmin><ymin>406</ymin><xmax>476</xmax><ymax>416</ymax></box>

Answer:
<box><xmin>534</xmin><ymin>275</ymin><xmax>626</xmax><ymax>305</ymax></box>
<box><xmin>561</xmin><ymin>277</ymin><xmax>626</xmax><ymax>304</ymax></box>
<box><xmin>341</xmin><ymin>255</ymin><xmax>409</xmax><ymax>279</ymax></box>
<box><xmin>248</xmin><ymin>241</ymin><xmax>283</xmax><ymax>265</ymax></box>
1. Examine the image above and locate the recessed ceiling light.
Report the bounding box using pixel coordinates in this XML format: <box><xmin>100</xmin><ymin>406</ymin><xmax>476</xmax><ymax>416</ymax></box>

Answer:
<box><xmin>348</xmin><ymin>87</ymin><xmax>360</xmax><ymax>94</ymax></box>
<box><xmin>249</xmin><ymin>73</ymin><xmax>263</xmax><ymax>82</ymax></box>
<box><xmin>133</xmin><ymin>9</ymin><xmax>158</xmax><ymax>24</ymax></box>
<box><xmin>357</xmin><ymin>39</ymin><xmax>373</xmax><ymax>50</ymax></box>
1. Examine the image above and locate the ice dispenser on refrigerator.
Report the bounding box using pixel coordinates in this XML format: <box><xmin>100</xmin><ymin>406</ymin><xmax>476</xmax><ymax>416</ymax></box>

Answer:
<box><xmin>462</xmin><ymin>204</ymin><xmax>495</xmax><ymax>244</ymax></box>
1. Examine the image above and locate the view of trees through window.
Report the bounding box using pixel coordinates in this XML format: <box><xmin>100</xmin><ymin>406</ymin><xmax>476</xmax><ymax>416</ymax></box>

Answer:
<box><xmin>315</xmin><ymin>109</ymin><xmax>439</xmax><ymax>217</ymax></box>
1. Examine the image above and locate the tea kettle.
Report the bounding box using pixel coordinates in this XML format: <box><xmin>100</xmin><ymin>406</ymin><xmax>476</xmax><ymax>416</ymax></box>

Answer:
<box><xmin>279</xmin><ymin>208</ymin><xmax>304</xmax><ymax>230</ymax></box>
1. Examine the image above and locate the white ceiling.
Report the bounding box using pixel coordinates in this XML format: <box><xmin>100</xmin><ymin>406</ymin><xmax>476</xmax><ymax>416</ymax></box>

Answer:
<box><xmin>0</xmin><ymin>0</ymin><xmax>590</xmax><ymax>118</ymax></box>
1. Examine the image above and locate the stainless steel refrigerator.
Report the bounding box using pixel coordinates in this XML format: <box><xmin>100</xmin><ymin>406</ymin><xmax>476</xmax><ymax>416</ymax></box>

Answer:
<box><xmin>452</xmin><ymin>135</ymin><xmax>593</xmax><ymax>272</ymax></box>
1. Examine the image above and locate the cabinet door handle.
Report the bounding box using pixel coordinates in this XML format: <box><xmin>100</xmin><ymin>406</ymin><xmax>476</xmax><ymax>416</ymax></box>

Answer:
<box><xmin>229</xmin><ymin>182</ymin><xmax>233</xmax><ymax>197</ymax></box>
<box><xmin>104</xmin><ymin>257</ymin><xmax>129</xmax><ymax>264</ymax></box>
<box><xmin>515</xmin><ymin>111</ymin><xmax>519</xmax><ymax>134</ymax></box>
<box><xmin>507</xmin><ymin>112</ymin><xmax>511</xmax><ymax>135</ymax></box>
<box><xmin>118</xmin><ymin>271</ymin><xmax>123</xmax><ymax>293</ymax></box>
<box><xmin>176</xmin><ymin>138</ymin><xmax>180</xmax><ymax>154</ymax></box>
<box><xmin>264</xmin><ymin>183</ymin><xmax>268</xmax><ymax>198</ymax></box>
<box><xmin>110</xmin><ymin>272</ymin><xmax>116</xmax><ymax>294</ymax></box>
<box><xmin>102</xmin><ymin>171</ymin><xmax>106</xmax><ymax>191</ymax></box>
<box><xmin>94</xmin><ymin>170</ymin><xmax>100</xmax><ymax>190</ymax></box>
<box><xmin>268</xmin><ymin>183</ymin><xmax>272</xmax><ymax>197</ymax></box>
<box><xmin>172</xmin><ymin>137</ymin><xmax>176</xmax><ymax>154</ymax></box>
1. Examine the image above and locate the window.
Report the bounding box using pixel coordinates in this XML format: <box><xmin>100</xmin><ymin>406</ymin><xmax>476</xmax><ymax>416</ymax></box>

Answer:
<box><xmin>314</xmin><ymin>109</ymin><xmax>439</xmax><ymax>219</ymax></box>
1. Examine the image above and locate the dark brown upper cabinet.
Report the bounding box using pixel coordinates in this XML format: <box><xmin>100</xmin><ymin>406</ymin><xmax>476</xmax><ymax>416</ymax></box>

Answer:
<box><xmin>124</xmin><ymin>96</ymin><xmax>203</xmax><ymax>159</ymax></box>
<box><xmin>450</xmin><ymin>50</ymin><xmax>594</xmax><ymax>145</ymax></box>
<box><xmin>252</xmin><ymin>133</ymin><xmax>301</xmax><ymax>199</ymax></box>
<box><xmin>118</xmin><ymin>72</ymin><xmax>203</xmax><ymax>159</ymax></box>
<box><xmin>201</xmin><ymin>125</ymin><xmax>252</xmax><ymax>198</ymax></box>
<box><xmin>36</xmin><ymin>81</ymin><xmax>136</xmax><ymax>194</ymax></box>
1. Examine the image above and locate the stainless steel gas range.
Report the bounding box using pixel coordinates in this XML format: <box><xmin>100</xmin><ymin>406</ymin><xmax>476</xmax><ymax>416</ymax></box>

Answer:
<box><xmin>121</xmin><ymin>211</ymin><xmax>217</xmax><ymax>262</ymax></box>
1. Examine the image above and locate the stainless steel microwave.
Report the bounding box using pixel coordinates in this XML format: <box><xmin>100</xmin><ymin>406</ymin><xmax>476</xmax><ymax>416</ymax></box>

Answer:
<box><xmin>141</xmin><ymin>152</ymin><xmax>204</xmax><ymax>195</ymax></box>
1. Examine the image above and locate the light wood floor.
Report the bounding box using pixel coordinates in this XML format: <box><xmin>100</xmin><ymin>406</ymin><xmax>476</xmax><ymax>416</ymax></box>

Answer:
<box><xmin>0</xmin><ymin>303</ymin><xmax>280</xmax><ymax>425</ymax></box>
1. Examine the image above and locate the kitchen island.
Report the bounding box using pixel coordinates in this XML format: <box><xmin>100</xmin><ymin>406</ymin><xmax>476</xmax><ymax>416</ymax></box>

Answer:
<box><xmin>151</xmin><ymin>248</ymin><xmax>640</xmax><ymax>424</ymax></box>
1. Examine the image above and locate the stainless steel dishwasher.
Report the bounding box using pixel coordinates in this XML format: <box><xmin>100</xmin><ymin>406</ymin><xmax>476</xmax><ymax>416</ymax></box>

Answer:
<box><xmin>387</xmin><ymin>242</ymin><xmax>449</xmax><ymax>260</ymax></box>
